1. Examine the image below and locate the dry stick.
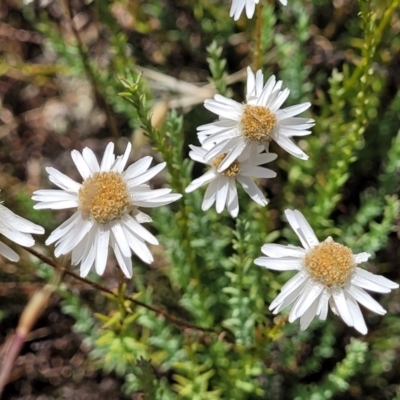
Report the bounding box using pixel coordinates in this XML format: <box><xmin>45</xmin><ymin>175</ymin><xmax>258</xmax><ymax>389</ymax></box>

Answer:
<box><xmin>0</xmin><ymin>278</ymin><xmax>61</xmax><ymax>399</ymax></box>
<box><xmin>65</xmin><ymin>0</ymin><xmax>119</xmax><ymax>140</ymax></box>
<box><xmin>24</xmin><ymin>247</ymin><xmax>233</xmax><ymax>341</ymax></box>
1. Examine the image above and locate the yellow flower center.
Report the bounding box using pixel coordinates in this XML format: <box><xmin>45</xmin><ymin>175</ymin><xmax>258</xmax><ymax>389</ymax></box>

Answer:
<box><xmin>78</xmin><ymin>172</ymin><xmax>132</xmax><ymax>224</ymax></box>
<box><xmin>211</xmin><ymin>154</ymin><xmax>240</xmax><ymax>177</ymax></box>
<box><xmin>304</xmin><ymin>239</ymin><xmax>355</xmax><ymax>287</ymax></box>
<box><xmin>240</xmin><ymin>104</ymin><xmax>277</xmax><ymax>142</ymax></box>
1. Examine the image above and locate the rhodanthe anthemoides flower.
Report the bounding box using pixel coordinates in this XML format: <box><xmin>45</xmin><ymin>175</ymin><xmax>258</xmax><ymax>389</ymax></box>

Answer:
<box><xmin>32</xmin><ymin>142</ymin><xmax>181</xmax><ymax>278</ymax></box>
<box><xmin>255</xmin><ymin>209</ymin><xmax>398</xmax><ymax>334</ymax></box>
<box><xmin>198</xmin><ymin>67</ymin><xmax>314</xmax><ymax>172</ymax></box>
<box><xmin>230</xmin><ymin>0</ymin><xmax>287</xmax><ymax>21</ymax></box>
<box><xmin>185</xmin><ymin>145</ymin><xmax>276</xmax><ymax>217</ymax></box>
<box><xmin>0</xmin><ymin>203</ymin><xmax>44</xmax><ymax>261</ymax></box>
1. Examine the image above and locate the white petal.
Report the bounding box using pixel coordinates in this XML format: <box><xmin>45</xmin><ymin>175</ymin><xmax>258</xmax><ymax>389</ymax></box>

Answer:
<box><xmin>216</xmin><ymin>139</ymin><xmax>247</xmax><ymax>172</ymax></box>
<box><xmin>134</xmin><ymin>210</ymin><xmax>152</xmax><ymax>223</ymax></box>
<box><xmin>257</xmin><ymin>75</ymin><xmax>277</xmax><ymax>106</ymax></box>
<box><xmin>201</xmin><ymin>129</ymin><xmax>240</xmax><ymax>149</ymax></box>
<box><xmin>289</xmin><ymin>281</ymin><xmax>324</xmax><ymax>322</ymax></box>
<box><xmin>202</xmin><ymin>179</ymin><xmax>218</xmax><ymax>211</ymax></box>
<box><xmin>46</xmin><ymin>167</ymin><xmax>81</xmax><ymax>192</ymax></box>
<box><xmin>71</xmin><ymin>232</ymin><xmax>90</xmax><ymax>265</ymax></box>
<box><xmin>204</xmin><ymin>138</ymin><xmax>237</xmax><ymax>162</ymax></box>
<box><xmin>245</xmin><ymin>0</ymin><xmax>257</xmax><ymax>18</ymax></box>
<box><xmin>346</xmin><ymin>285</ymin><xmax>387</xmax><ymax>315</ymax></box>
<box><xmin>132</xmin><ymin>188</ymin><xmax>172</xmax><ymax>201</ymax></box>
<box><xmin>254</xmin><ymin>257</ymin><xmax>302</xmax><ymax>271</ymax></box>
<box><xmin>0</xmin><ymin>240</ymin><xmax>19</xmax><ymax>261</ymax></box>
<box><xmin>123</xmin><ymin>156</ymin><xmax>153</xmax><ymax>180</ymax></box>
<box><xmin>82</xmin><ymin>147</ymin><xmax>100</xmax><ymax>173</ymax></box>
<box><xmin>240</xmin><ymin>166</ymin><xmax>276</xmax><ymax>179</ymax></box>
<box><xmin>279</xmin><ymin>127</ymin><xmax>312</xmax><ymax>137</ymax></box>
<box><xmin>284</xmin><ymin>209</ymin><xmax>319</xmax><ymax>250</ymax></box>
<box><xmin>269</xmin><ymin>88</ymin><xmax>290</xmax><ymax>113</ymax></box>
<box><xmin>111</xmin><ymin>223</ymin><xmax>131</xmax><ymax>257</ymax></box>
<box><xmin>133</xmin><ymin>193</ymin><xmax>182</xmax><ymax>208</ymax></box>
<box><xmin>226</xmin><ymin>179</ymin><xmax>239</xmax><ymax>218</ymax></box>
<box><xmin>276</xmin><ymin>102</ymin><xmax>311</xmax><ymax>120</ymax></box>
<box><xmin>300</xmin><ymin>296</ymin><xmax>320</xmax><ymax>331</ymax></box>
<box><xmin>246</xmin><ymin>67</ymin><xmax>256</xmax><ymax>99</ymax></box>
<box><xmin>204</xmin><ymin>96</ymin><xmax>242</xmax><ymax>120</ymax></box>
<box><xmin>111</xmin><ymin>236</ymin><xmax>132</xmax><ymax>278</ymax></box>
<box><xmin>71</xmin><ymin>150</ymin><xmax>92</xmax><ymax>180</ymax></box>
<box><xmin>79</xmin><ymin>229</ymin><xmax>97</xmax><ymax>277</ymax></box>
<box><xmin>185</xmin><ymin>170</ymin><xmax>217</xmax><ymax>193</ymax></box>
<box><xmin>95</xmin><ymin>227</ymin><xmax>110</xmax><ymax>275</ymax></box>
<box><xmin>316</xmin><ymin>291</ymin><xmax>330</xmax><ymax>321</ymax></box>
<box><xmin>261</xmin><ymin>244</ymin><xmax>306</xmax><ymax>258</ymax></box>
<box><xmin>54</xmin><ymin>218</ymin><xmax>94</xmax><ymax>257</ymax></box>
<box><xmin>46</xmin><ymin>212</ymin><xmax>81</xmax><ymax>245</ymax></box>
<box><xmin>0</xmin><ymin>227</ymin><xmax>34</xmax><ymax>247</ymax></box>
<box><xmin>346</xmin><ymin>293</ymin><xmax>368</xmax><ymax>334</ymax></box>
<box><xmin>121</xmin><ymin>224</ymin><xmax>153</xmax><ymax>264</ymax></box>
<box><xmin>112</xmin><ymin>142</ymin><xmax>132</xmax><ymax>173</ymax></box>
<box><xmin>34</xmin><ymin>199</ymin><xmax>79</xmax><ymax>210</ymax></box>
<box><xmin>353</xmin><ymin>267</ymin><xmax>399</xmax><ymax>290</ymax></box>
<box><xmin>127</xmin><ymin>162</ymin><xmax>166</xmax><ymax>187</ymax></box>
<box><xmin>123</xmin><ymin>215</ymin><xmax>158</xmax><ymax>245</ymax></box>
<box><xmin>188</xmin><ymin>146</ymin><xmax>208</xmax><ymax>164</ymax></box>
<box><xmin>100</xmin><ymin>142</ymin><xmax>115</xmax><ymax>172</ymax></box>
<box><xmin>0</xmin><ymin>205</ymin><xmax>44</xmax><ymax>235</ymax></box>
<box><xmin>215</xmin><ymin>177</ymin><xmax>229</xmax><ymax>213</ymax></box>
<box><xmin>274</xmin><ymin>134</ymin><xmax>309</xmax><ymax>160</ymax></box>
<box><xmin>279</xmin><ymin>117</ymin><xmax>314</xmax><ymax>128</ymax></box>
<box><xmin>354</xmin><ymin>252</ymin><xmax>371</xmax><ymax>263</ymax></box>
<box><xmin>270</xmin><ymin>273</ymin><xmax>308</xmax><ymax>313</ymax></box>
<box><xmin>236</xmin><ymin>176</ymin><xmax>268</xmax><ymax>206</ymax></box>
<box><xmin>32</xmin><ymin>190</ymin><xmax>77</xmax><ymax>203</ymax></box>
<box><xmin>332</xmin><ymin>288</ymin><xmax>353</xmax><ymax>327</ymax></box>
<box><xmin>351</xmin><ymin>271</ymin><xmax>392</xmax><ymax>293</ymax></box>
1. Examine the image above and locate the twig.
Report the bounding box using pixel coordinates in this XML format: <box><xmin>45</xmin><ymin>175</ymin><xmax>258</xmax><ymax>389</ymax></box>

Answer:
<box><xmin>65</xmin><ymin>0</ymin><xmax>119</xmax><ymax>139</ymax></box>
<box><xmin>24</xmin><ymin>247</ymin><xmax>235</xmax><ymax>342</ymax></box>
<box><xmin>0</xmin><ymin>277</ymin><xmax>60</xmax><ymax>399</ymax></box>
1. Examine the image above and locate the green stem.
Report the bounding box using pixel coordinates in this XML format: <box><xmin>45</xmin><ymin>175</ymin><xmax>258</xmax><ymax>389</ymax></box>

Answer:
<box><xmin>65</xmin><ymin>0</ymin><xmax>119</xmax><ymax>139</ymax></box>
<box><xmin>253</xmin><ymin>3</ymin><xmax>264</xmax><ymax>71</ymax></box>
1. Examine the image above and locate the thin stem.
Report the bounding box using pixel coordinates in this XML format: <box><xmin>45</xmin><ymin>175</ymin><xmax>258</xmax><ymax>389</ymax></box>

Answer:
<box><xmin>347</xmin><ymin>0</ymin><xmax>398</xmax><ymax>89</ymax></box>
<box><xmin>24</xmin><ymin>247</ymin><xmax>234</xmax><ymax>342</ymax></box>
<box><xmin>254</xmin><ymin>3</ymin><xmax>264</xmax><ymax>71</ymax></box>
<box><xmin>65</xmin><ymin>0</ymin><xmax>119</xmax><ymax>139</ymax></box>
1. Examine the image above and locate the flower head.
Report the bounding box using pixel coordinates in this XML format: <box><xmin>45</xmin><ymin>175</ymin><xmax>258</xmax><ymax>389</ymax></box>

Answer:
<box><xmin>186</xmin><ymin>145</ymin><xmax>276</xmax><ymax>217</ymax></box>
<box><xmin>198</xmin><ymin>67</ymin><xmax>314</xmax><ymax>172</ymax></box>
<box><xmin>254</xmin><ymin>209</ymin><xmax>399</xmax><ymax>334</ymax></box>
<box><xmin>230</xmin><ymin>0</ymin><xmax>287</xmax><ymax>21</ymax></box>
<box><xmin>0</xmin><ymin>203</ymin><xmax>44</xmax><ymax>261</ymax></box>
<box><xmin>32</xmin><ymin>142</ymin><xmax>182</xmax><ymax>278</ymax></box>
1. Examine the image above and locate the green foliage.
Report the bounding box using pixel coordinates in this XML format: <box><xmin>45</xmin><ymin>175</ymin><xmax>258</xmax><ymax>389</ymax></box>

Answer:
<box><xmin>206</xmin><ymin>40</ymin><xmax>232</xmax><ymax>97</ymax></box>
<box><xmin>293</xmin><ymin>338</ymin><xmax>368</xmax><ymax>399</ymax></box>
<box><xmin>5</xmin><ymin>0</ymin><xmax>400</xmax><ymax>399</ymax></box>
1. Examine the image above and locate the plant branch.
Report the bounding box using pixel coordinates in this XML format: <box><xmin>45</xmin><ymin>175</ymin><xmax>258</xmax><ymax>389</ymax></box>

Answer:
<box><xmin>24</xmin><ymin>247</ymin><xmax>235</xmax><ymax>342</ymax></box>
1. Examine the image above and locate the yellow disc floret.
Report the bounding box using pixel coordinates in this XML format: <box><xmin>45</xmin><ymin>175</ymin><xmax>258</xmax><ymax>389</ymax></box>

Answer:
<box><xmin>304</xmin><ymin>238</ymin><xmax>355</xmax><ymax>287</ymax></box>
<box><xmin>78</xmin><ymin>172</ymin><xmax>132</xmax><ymax>224</ymax></box>
<box><xmin>211</xmin><ymin>154</ymin><xmax>240</xmax><ymax>177</ymax></box>
<box><xmin>240</xmin><ymin>104</ymin><xmax>277</xmax><ymax>141</ymax></box>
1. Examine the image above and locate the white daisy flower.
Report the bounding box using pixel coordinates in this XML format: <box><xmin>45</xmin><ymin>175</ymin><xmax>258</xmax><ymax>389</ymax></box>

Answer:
<box><xmin>185</xmin><ymin>145</ymin><xmax>276</xmax><ymax>217</ymax></box>
<box><xmin>230</xmin><ymin>0</ymin><xmax>287</xmax><ymax>21</ymax></box>
<box><xmin>0</xmin><ymin>203</ymin><xmax>44</xmax><ymax>261</ymax></box>
<box><xmin>198</xmin><ymin>67</ymin><xmax>314</xmax><ymax>172</ymax></box>
<box><xmin>32</xmin><ymin>142</ymin><xmax>182</xmax><ymax>278</ymax></box>
<box><xmin>254</xmin><ymin>209</ymin><xmax>399</xmax><ymax>334</ymax></box>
